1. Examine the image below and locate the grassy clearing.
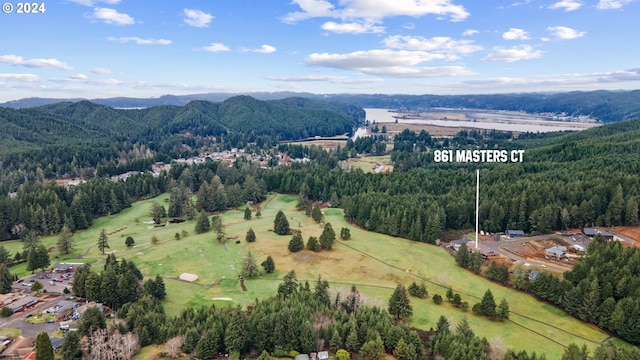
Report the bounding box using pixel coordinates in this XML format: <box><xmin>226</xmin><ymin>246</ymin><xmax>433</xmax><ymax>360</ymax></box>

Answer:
<box><xmin>345</xmin><ymin>155</ymin><xmax>393</xmax><ymax>173</ymax></box>
<box><xmin>0</xmin><ymin>328</ymin><xmax>20</xmax><ymax>337</ymax></box>
<box><xmin>8</xmin><ymin>193</ymin><xmax>614</xmax><ymax>357</ymax></box>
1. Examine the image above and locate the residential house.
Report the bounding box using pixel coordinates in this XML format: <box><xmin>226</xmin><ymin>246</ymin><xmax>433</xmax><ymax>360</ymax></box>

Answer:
<box><xmin>450</xmin><ymin>238</ymin><xmax>472</xmax><ymax>251</ymax></box>
<box><xmin>545</xmin><ymin>246</ymin><xmax>567</xmax><ymax>260</ymax></box>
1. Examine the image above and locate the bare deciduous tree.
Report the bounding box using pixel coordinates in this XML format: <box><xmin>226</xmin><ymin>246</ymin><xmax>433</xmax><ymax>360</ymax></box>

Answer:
<box><xmin>163</xmin><ymin>336</ymin><xmax>185</xmax><ymax>358</ymax></box>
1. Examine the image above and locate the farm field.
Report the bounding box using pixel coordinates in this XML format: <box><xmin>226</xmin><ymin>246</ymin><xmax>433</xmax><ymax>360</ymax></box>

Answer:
<box><xmin>5</xmin><ymin>193</ymin><xmax>614</xmax><ymax>358</ymax></box>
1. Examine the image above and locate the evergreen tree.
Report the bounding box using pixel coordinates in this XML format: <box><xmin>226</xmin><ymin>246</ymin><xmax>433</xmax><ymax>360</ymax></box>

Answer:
<box><xmin>393</xmin><ymin>338</ymin><xmax>417</xmax><ymax>360</ymax></box>
<box><xmin>257</xmin><ymin>350</ymin><xmax>272</xmax><ymax>360</ymax></box>
<box><xmin>329</xmin><ymin>328</ymin><xmax>342</xmax><ymax>351</ymax></box>
<box><xmin>196</xmin><ymin>329</ymin><xmax>219</xmax><ymax>360</ymax></box>
<box><xmin>212</xmin><ymin>215</ymin><xmax>226</xmax><ymax>242</ymax></box>
<box><xmin>455</xmin><ymin>316</ymin><xmax>475</xmax><ymax>339</ymax></box>
<box><xmin>27</xmin><ymin>244</ymin><xmax>50</xmax><ymax>273</ymax></box>
<box><xmin>195</xmin><ymin>212</ymin><xmax>211</xmax><ymax>233</ymax></box>
<box><xmin>56</xmin><ymin>225</ymin><xmax>74</xmax><ymax>255</ymax></box>
<box><xmin>340</xmin><ymin>227</ymin><xmax>351</xmax><ymax>240</ymax></box>
<box><xmin>314</xmin><ymin>276</ymin><xmax>330</xmax><ymax>306</ymax></box>
<box><xmin>288</xmin><ymin>232</ymin><xmax>304</xmax><ymax>252</ymax></box>
<box><xmin>242</xmin><ymin>251</ymin><xmax>260</xmax><ymax>278</ymax></box>
<box><xmin>345</xmin><ymin>322</ymin><xmax>360</xmax><ymax>352</ymax></box>
<box><xmin>468</xmin><ymin>251</ymin><xmax>483</xmax><ymax>273</ymax></box>
<box><xmin>0</xmin><ymin>245</ymin><xmax>10</xmax><ymax>265</ymax></box>
<box><xmin>274</xmin><ymin>210</ymin><xmax>290</xmax><ymax>235</ymax></box>
<box><xmin>35</xmin><ymin>332</ymin><xmax>54</xmax><ymax>360</ymax></box>
<box><xmin>498</xmin><ymin>298</ymin><xmax>510</xmax><ymax>320</ymax></box>
<box><xmin>0</xmin><ymin>264</ymin><xmax>12</xmax><ymax>294</ymax></box>
<box><xmin>455</xmin><ymin>243</ymin><xmax>470</xmax><ymax>268</ymax></box>
<box><xmin>360</xmin><ymin>332</ymin><xmax>385</xmax><ymax>360</ymax></box>
<box><xmin>125</xmin><ymin>236</ymin><xmax>135</xmax><ymax>247</ymax></box>
<box><xmin>245</xmin><ymin>228</ymin><xmax>256</xmax><ymax>242</ymax></box>
<box><xmin>244</xmin><ymin>207</ymin><xmax>252</xmax><ymax>220</ymax></box>
<box><xmin>225</xmin><ymin>310</ymin><xmax>249</xmax><ymax>353</ymax></box>
<box><xmin>261</xmin><ymin>255</ymin><xmax>275</xmax><ymax>273</ymax></box>
<box><xmin>149</xmin><ymin>202</ymin><xmax>166</xmax><ymax>224</ymax></box>
<box><xmin>474</xmin><ymin>289</ymin><xmax>497</xmax><ymax>319</ymax></box>
<box><xmin>432</xmin><ymin>294</ymin><xmax>443</xmax><ymax>304</ymax></box>
<box><xmin>97</xmin><ymin>228</ymin><xmax>109</xmax><ymax>255</ymax></box>
<box><xmin>60</xmin><ymin>330</ymin><xmax>82</xmax><ymax>360</ymax></box>
<box><xmin>311</xmin><ymin>204</ymin><xmax>323</xmax><ymax>223</ymax></box>
<box><xmin>562</xmin><ymin>343</ymin><xmax>589</xmax><ymax>360</ymax></box>
<box><xmin>388</xmin><ymin>283</ymin><xmax>413</xmax><ymax>319</ymax></box>
<box><xmin>307</xmin><ymin>236</ymin><xmax>321</xmax><ymax>252</ymax></box>
<box><xmin>319</xmin><ymin>222</ymin><xmax>336</xmax><ymax>249</ymax></box>
<box><xmin>277</xmin><ymin>270</ymin><xmax>298</xmax><ymax>297</ymax></box>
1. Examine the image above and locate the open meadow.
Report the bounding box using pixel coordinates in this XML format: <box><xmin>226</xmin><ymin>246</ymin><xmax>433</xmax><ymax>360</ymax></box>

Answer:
<box><xmin>4</xmin><ymin>193</ymin><xmax>614</xmax><ymax>358</ymax></box>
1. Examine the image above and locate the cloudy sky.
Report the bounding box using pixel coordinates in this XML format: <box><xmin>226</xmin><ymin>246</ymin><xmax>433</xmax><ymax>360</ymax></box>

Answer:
<box><xmin>1</xmin><ymin>0</ymin><xmax>639</xmax><ymax>101</ymax></box>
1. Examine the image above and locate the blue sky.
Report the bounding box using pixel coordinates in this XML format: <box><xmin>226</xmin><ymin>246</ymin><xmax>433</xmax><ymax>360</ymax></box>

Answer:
<box><xmin>1</xmin><ymin>0</ymin><xmax>639</xmax><ymax>101</ymax></box>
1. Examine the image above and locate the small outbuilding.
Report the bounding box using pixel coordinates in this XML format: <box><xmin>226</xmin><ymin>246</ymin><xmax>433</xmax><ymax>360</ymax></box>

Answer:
<box><xmin>506</xmin><ymin>230</ymin><xmax>525</xmax><ymax>238</ymax></box>
<box><xmin>179</xmin><ymin>273</ymin><xmax>199</xmax><ymax>282</ymax></box>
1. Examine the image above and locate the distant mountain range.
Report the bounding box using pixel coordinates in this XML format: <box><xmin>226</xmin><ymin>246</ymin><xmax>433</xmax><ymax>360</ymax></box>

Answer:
<box><xmin>3</xmin><ymin>89</ymin><xmax>640</xmax><ymax>122</ymax></box>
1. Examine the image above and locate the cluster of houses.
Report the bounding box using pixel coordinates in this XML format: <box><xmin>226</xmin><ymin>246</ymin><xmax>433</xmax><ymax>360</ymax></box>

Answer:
<box><xmin>448</xmin><ymin>238</ymin><xmax>500</xmax><ymax>261</ymax></box>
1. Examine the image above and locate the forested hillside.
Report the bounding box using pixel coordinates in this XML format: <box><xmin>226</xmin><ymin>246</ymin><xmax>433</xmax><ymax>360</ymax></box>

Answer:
<box><xmin>0</xmin><ymin>96</ymin><xmax>363</xmax><ymax>187</ymax></box>
<box><xmin>4</xmin><ymin>90</ymin><xmax>640</xmax><ymax>122</ymax></box>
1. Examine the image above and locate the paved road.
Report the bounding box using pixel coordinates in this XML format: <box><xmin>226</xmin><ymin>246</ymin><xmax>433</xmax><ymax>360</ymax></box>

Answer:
<box><xmin>0</xmin><ymin>295</ymin><xmax>62</xmax><ymax>338</ymax></box>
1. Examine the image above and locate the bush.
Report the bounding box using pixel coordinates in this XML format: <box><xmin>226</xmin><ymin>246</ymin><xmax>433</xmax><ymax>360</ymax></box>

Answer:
<box><xmin>336</xmin><ymin>349</ymin><xmax>350</xmax><ymax>360</ymax></box>
<box><xmin>432</xmin><ymin>294</ymin><xmax>443</xmax><ymax>304</ymax></box>
<box><xmin>1</xmin><ymin>307</ymin><xmax>13</xmax><ymax>317</ymax></box>
<box><xmin>125</xmin><ymin>236</ymin><xmax>135</xmax><ymax>247</ymax></box>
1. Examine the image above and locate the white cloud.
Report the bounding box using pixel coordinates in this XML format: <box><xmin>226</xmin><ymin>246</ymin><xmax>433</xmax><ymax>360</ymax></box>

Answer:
<box><xmin>70</xmin><ymin>73</ymin><xmax>89</xmax><ymax>80</ymax></box>
<box><xmin>183</xmin><ymin>9</ymin><xmax>213</xmax><ymax>28</ymax></box>
<box><xmin>502</xmin><ymin>28</ymin><xmax>530</xmax><ymax>40</ymax></box>
<box><xmin>547</xmin><ymin>26</ymin><xmax>586</xmax><ymax>40</ymax></box>
<box><xmin>321</xmin><ymin>21</ymin><xmax>384</xmax><ymax>34</ymax></box>
<box><xmin>91</xmin><ymin>7</ymin><xmax>134</xmax><ymax>25</ymax></box>
<box><xmin>383</xmin><ymin>35</ymin><xmax>482</xmax><ymax>56</ymax></box>
<box><xmin>305</xmin><ymin>49</ymin><xmax>473</xmax><ymax>77</ymax></box>
<box><xmin>254</xmin><ymin>45</ymin><xmax>277</xmax><ymax>54</ymax></box>
<box><xmin>107</xmin><ymin>36</ymin><xmax>172</xmax><ymax>45</ymax></box>
<box><xmin>283</xmin><ymin>0</ymin><xmax>469</xmax><ymax>23</ymax></box>
<box><xmin>202</xmin><ymin>43</ymin><xmax>230</xmax><ymax>52</ymax></box>
<box><xmin>548</xmin><ymin>0</ymin><xmax>583</xmax><ymax>11</ymax></box>
<box><xmin>67</xmin><ymin>0</ymin><xmax>120</xmax><ymax>6</ymax></box>
<box><xmin>0</xmin><ymin>73</ymin><xmax>40</xmax><ymax>82</ymax></box>
<box><xmin>91</xmin><ymin>67</ymin><xmax>112</xmax><ymax>74</ymax></box>
<box><xmin>596</xmin><ymin>0</ymin><xmax>633</xmax><ymax>9</ymax></box>
<box><xmin>482</xmin><ymin>45</ymin><xmax>543</xmax><ymax>62</ymax></box>
<box><xmin>0</xmin><ymin>54</ymin><xmax>73</xmax><ymax>70</ymax></box>
<box><xmin>462</xmin><ymin>29</ymin><xmax>479</xmax><ymax>36</ymax></box>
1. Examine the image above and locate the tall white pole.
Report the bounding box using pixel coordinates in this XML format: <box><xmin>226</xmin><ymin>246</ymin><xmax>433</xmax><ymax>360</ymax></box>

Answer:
<box><xmin>475</xmin><ymin>169</ymin><xmax>479</xmax><ymax>249</ymax></box>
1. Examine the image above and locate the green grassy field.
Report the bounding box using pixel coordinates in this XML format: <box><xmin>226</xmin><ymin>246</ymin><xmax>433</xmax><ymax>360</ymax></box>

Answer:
<box><xmin>4</xmin><ymin>193</ymin><xmax>614</xmax><ymax>357</ymax></box>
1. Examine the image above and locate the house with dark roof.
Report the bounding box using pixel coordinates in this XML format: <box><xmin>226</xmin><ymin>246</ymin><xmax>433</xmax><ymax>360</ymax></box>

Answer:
<box><xmin>506</xmin><ymin>230</ymin><xmax>525</xmax><ymax>238</ymax></box>
<box><xmin>582</xmin><ymin>228</ymin><xmax>615</xmax><ymax>240</ymax></box>
<box><xmin>50</xmin><ymin>337</ymin><xmax>65</xmax><ymax>351</ymax></box>
<box><xmin>450</xmin><ymin>238</ymin><xmax>472</xmax><ymax>251</ymax></box>
<box><xmin>545</xmin><ymin>246</ymin><xmax>567</xmax><ymax>260</ymax></box>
